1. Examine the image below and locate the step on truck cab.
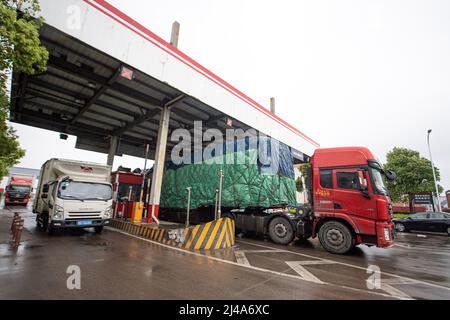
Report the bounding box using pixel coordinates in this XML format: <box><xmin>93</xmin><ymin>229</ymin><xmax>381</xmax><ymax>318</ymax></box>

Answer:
<box><xmin>301</xmin><ymin>147</ymin><xmax>396</xmax><ymax>254</ymax></box>
<box><xmin>33</xmin><ymin>159</ymin><xmax>113</xmax><ymax>235</ymax></box>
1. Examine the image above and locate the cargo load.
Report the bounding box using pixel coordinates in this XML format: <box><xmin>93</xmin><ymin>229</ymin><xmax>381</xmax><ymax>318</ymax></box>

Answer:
<box><xmin>159</xmin><ymin>136</ymin><xmax>297</xmax><ymax>210</ymax></box>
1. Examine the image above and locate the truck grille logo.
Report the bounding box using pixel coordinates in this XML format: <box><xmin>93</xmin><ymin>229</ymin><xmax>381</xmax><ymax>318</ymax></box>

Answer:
<box><xmin>80</xmin><ymin>166</ymin><xmax>93</xmax><ymax>173</ymax></box>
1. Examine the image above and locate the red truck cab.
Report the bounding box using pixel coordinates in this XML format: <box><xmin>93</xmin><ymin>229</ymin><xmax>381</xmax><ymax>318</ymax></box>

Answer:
<box><xmin>5</xmin><ymin>176</ymin><xmax>33</xmax><ymax>206</ymax></box>
<box><xmin>308</xmin><ymin>147</ymin><xmax>395</xmax><ymax>254</ymax></box>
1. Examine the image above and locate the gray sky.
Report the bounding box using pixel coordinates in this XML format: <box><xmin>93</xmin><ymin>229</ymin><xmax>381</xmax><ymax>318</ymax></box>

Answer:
<box><xmin>11</xmin><ymin>0</ymin><xmax>450</xmax><ymax>190</ymax></box>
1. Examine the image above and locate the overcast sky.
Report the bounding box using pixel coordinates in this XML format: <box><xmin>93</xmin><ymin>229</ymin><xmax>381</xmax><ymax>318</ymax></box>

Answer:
<box><xmin>11</xmin><ymin>0</ymin><xmax>450</xmax><ymax>190</ymax></box>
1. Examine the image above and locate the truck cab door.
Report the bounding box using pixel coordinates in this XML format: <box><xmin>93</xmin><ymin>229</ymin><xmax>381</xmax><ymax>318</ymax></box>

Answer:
<box><xmin>332</xmin><ymin>169</ymin><xmax>377</xmax><ymax>233</ymax></box>
<box><xmin>313</xmin><ymin>169</ymin><xmax>334</xmax><ymax>213</ymax></box>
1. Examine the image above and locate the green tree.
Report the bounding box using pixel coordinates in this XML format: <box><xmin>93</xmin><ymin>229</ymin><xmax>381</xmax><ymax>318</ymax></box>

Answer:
<box><xmin>0</xmin><ymin>0</ymin><xmax>48</xmax><ymax>180</ymax></box>
<box><xmin>384</xmin><ymin>147</ymin><xmax>443</xmax><ymax>203</ymax></box>
<box><xmin>295</xmin><ymin>163</ymin><xmax>310</xmax><ymax>193</ymax></box>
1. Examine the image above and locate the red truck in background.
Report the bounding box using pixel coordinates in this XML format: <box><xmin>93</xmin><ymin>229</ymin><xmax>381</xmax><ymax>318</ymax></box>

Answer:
<box><xmin>5</xmin><ymin>175</ymin><xmax>35</xmax><ymax>206</ymax></box>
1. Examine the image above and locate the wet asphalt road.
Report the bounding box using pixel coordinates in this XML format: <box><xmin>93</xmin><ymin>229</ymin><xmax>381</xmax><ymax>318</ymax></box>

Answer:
<box><xmin>1</xmin><ymin>207</ymin><xmax>449</xmax><ymax>300</ymax></box>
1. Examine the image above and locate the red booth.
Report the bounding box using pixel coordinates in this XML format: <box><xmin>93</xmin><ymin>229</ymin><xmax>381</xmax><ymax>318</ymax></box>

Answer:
<box><xmin>111</xmin><ymin>169</ymin><xmax>145</xmax><ymax>219</ymax></box>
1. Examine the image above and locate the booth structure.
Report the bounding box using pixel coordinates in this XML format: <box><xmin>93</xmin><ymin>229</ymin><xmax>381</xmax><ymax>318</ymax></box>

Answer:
<box><xmin>10</xmin><ymin>0</ymin><xmax>319</xmax><ymax>224</ymax></box>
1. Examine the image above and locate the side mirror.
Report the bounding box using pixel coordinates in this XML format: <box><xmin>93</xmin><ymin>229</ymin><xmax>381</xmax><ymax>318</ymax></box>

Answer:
<box><xmin>42</xmin><ymin>184</ymin><xmax>49</xmax><ymax>193</ymax></box>
<box><xmin>41</xmin><ymin>194</ymin><xmax>48</xmax><ymax>199</ymax></box>
<box><xmin>358</xmin><ymin>171</ymin><xmax>368</xmax><ymax>190</ymax></box>
<box><xmin>385</xmin><ymin>170</ymin><xmax>397</xmax><ymax>181</ymax></box>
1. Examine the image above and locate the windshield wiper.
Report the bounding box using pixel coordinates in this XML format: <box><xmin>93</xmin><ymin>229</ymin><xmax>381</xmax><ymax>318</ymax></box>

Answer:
<box><xmin>82</xmin><ymin>197</ymin><xmax>109</xmax><ymax>201</ymax></box>
<box><xmin>61</xmin><ymin>195</ymin><xmax>84</xmax><ymax>201</ymax></box>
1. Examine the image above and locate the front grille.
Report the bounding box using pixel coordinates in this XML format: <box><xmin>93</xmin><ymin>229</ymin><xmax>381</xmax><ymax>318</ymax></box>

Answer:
<box><xmin>7</xmin><ymin>193</ymin><xmax>25</xmax><ymax>200</ymax></box>
<box><xmin>67</xmin><ymin>211</ymin><xmax>102</xmax><ymax>219</ymax></box>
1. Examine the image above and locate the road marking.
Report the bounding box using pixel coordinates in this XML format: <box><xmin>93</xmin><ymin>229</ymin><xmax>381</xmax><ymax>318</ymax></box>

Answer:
<box><xmin>239</xmin><ymin>249</ymin><xmax>286</xmax><ymax>253</ymax></box>
<box><xmin>286</xmin><ymin>261</ymin><xmax>324</xmax><ymax>284</ymax></box>
<box><xmin>393</xmin><ymin>243</ymin><xmax>450</xmax><ymax>256</ymax></box>
<box><xmin>383</xmin><ymin>278</ymin><xmax>419</xmax><ymax>285</ymax></box>
<box><xmin>234</xmin><ymin>250</ymin><xmax>250</xmax><ymax>266</ymax></box>
<box><xmin>237</xmin><ymin>239</ymin><xmax>450</xmax><ymax>293</ymax></box>
<box><xmin>105</xmin><ymin>227</ymin><xmax>406</xmax><ymax>299</ymax></box>
<box><xmin>291</xmin><ymin>260</ymin><xmax>335</xmax><ymax>265</ymax></box>
<box><xmin>381</xmin><ymin>284</ymin><xmax>412</xmax><ymax>299</ymax></box>
<box><xmin>394</xmin><ymin>243</ymin><xmax>411</xmax><ymax>249</ymax></box>
<box><xmin>417</xmin><ymin>234</ymin><xmax>427</xmax><ymax>238</ymax></box>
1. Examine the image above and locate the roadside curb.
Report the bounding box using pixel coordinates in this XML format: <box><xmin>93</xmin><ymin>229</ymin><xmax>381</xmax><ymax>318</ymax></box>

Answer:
<box><xmin>109</xmin><ymin>217</ymin><xmax>235</xmax><ymax>250</ymax></box>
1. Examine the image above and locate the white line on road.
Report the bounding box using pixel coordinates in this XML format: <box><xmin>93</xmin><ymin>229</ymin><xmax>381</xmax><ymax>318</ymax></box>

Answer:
<box><xmin>381</xmin><ymin>284</ymin><xmax>412</xmax><ymax>299</ymax></box>
<box><xmin>234</xmin><ymin>250</ymin><xmax>250</xmax><ymax>266</ymax></box>
<box><xmin>239</xmin><ymin>249</ymin><xmax>286</xmax><ymax>253</ymax></box>
<box><xmin>237</xmin><ymin>239</ymin><xmax>450</xmax><ymax>293</ymax></box>
<box><xmin>286</xmin><ymin>261</ymin><xmax>324</xmax><ymax>284</ymax></box>
<box><xmin>106</xmin><ymin>227</ymin><xmax>406</xmax><ymax>300</ymax></box>
<box><xmin>393</xmin><ymin>243</ymin><xmax>411</xmax><ymax>249</ymax></box>
<box><xmin>383</xmin><ymin>278</ymin><xmax>419</xmax><ymax>285</ymax></box>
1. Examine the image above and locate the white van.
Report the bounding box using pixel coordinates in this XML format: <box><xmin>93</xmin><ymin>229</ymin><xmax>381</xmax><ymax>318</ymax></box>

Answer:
<box><xmin>33</xmin><ymin>159</ymin><xmax>113</xmax><ymax>235</ymax></box>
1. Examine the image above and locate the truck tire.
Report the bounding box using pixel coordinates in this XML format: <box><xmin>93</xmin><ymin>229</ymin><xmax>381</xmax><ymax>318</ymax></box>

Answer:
<box><xmin>95</xmin><ymin>226</ymin><xmax>104</xmax><ymax>234</ymax></box>
<box><xmin>40</xmin><ymin>214</ymin><xmax>54</xmax><ymax>235</ymax></box>
<box><xmin>36</xmin><ymin>216</ymin><xmax>42</xmax><ymax>229</ymax></box>
<box><xmin>268</xmin><ymin>217</ymin><xmax>294</xmax><ymax>245</ymax></box>
<box><xmin>46</xmin><ymin>225</ymin><xmax>54</xmax><ymax>236</ymax></box>
<box><xmin>318</xmin><ymin>221</ymin><xmax>355</xmax><ymax>254</ymax></box>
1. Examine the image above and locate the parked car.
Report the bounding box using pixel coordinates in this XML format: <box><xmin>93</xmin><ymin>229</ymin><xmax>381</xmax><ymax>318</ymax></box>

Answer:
<box><xmin>394</xmin><ymin>212</ymin><xmax>450</xmax><ymax>236</ymax></box>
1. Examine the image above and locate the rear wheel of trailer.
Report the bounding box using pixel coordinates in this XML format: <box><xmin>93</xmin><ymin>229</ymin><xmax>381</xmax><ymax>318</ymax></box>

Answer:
<box><xmin>268</xmin><ymin>217</ymin><xmax>294</xmax><ymax>245</ymax></box>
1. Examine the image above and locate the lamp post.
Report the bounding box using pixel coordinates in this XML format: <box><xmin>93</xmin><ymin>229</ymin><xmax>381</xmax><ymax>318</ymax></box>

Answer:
<box><xmin>427</xmin><ymin>129</ymin><xmax>441</xmax><ymax>212</ymax></box>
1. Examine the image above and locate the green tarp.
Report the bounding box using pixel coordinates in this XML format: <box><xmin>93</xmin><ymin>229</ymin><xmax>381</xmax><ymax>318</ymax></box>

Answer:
<box><xmin>160</xmin><ymin>148</ymin><xmax>297</xmax><ymax>210</ymax></box>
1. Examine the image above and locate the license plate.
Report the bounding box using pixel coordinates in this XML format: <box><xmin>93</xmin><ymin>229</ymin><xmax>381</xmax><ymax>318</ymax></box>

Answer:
<box><xmin>78</xmin><ymin>220</ymin><xmax>92</xmax><ymax>226</ymax></box>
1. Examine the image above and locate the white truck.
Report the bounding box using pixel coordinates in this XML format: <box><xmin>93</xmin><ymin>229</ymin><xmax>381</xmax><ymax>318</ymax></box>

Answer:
<box><xmin>33</xmin><ymin>159</ymin><xmax>113</xmax><ymax>235</ymax></box>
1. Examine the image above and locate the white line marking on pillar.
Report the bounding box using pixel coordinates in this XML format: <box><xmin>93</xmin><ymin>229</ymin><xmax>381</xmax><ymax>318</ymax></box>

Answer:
<box><xmin>286</xmin><ymin>261</ymin><xmax>324</xmax><ymax>284</ymax></box>
<box><xmin>234</xmin><ymin>250</ymin><xmax>250</xmax><ymax>266</ymax></box>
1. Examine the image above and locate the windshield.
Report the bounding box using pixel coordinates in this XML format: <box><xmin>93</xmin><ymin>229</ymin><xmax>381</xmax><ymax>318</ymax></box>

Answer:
<box><xmin>58</xmin><ymin>181</ymin><xmax>112</xmax><ymax>201</ymax></box>
<box><xmin>370</xmin><ymin>168</ymin><xmax>388</xmax><ymax>195</ymax></box>
<box><xmin>7</xmin><ymin>185</ymin><xmax>31</xmax><ymax>193</ymax></box>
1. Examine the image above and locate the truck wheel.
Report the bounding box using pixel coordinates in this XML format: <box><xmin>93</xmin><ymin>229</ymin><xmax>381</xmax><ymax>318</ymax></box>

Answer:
<box><xmin>318</xmin><ymin>221</ymin><xmax>355</xmax><ymax>254</ymax></box>
<box><xmin>95</xmin><ymin>226</ymin><xmax>104</xmax><ymax>234</ymax></box>
<box><xmin>268</xmin><ymin>217</ymin><xmax>294</xmax><ymax>245</ymax></box>
<box><xmin>36</xmin><ymin>216</ymin><xmax>42</xmax><ymax>229</ymax></box>
<box><xmin>46</xmin><ymin>226</ymin><xmax>54</xmax><ymax>236</ymax></box>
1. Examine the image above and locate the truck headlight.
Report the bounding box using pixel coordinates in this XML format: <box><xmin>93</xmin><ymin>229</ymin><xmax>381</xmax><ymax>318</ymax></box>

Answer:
<box><xmin>384</xmin><ymin>228</ymin><xmax>391</xmax><ymax>241</ymax></box>
<box><xmin>105</xmin><ymin>206</ymin><xmax>112</xmax><ymax>218</ymax></box>
<box><xmin>54</xmin><ymin>205</ymin><xmax>64</xmax><ymax>220</ymax></box>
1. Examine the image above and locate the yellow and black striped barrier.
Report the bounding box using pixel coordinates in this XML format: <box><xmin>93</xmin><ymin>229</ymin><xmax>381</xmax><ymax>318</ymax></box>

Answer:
<box><xmin>109</xmin><ymin>217</ymin><xmax>235</xmax><ymax>250</ymax></box>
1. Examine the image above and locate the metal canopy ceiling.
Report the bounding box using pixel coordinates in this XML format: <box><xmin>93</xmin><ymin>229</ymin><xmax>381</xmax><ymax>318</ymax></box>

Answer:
<box><xmin>10</xmin><ymin>24</ymin><xmax>255</xmax><ymax>160</ymax></box>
